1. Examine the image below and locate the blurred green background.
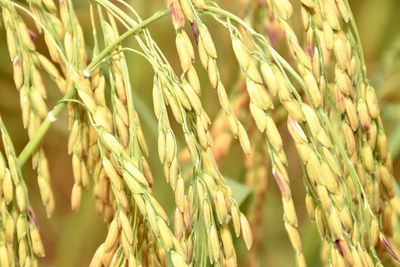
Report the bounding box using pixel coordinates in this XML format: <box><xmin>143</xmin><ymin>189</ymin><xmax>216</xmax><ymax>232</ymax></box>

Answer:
<box><xmin>0</xmin><ymin>0</ymin><xmax>400</xmax><ymax>266</ymax></box>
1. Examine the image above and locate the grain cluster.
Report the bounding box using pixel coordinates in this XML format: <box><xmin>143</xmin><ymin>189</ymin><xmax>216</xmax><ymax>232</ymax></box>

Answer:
<box><xmin>0</xmin><ymin>0</ymin><xmax>398</xmax><ymax>266</ymax></box>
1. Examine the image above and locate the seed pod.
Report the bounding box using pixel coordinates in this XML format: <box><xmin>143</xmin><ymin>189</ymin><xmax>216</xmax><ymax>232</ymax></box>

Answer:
<box><xmin>3</xmin><ymin>170</ymin><xmax>13</xmax><ymax>203</ymax></box>
<box><xmin>209</xmin><ymin>225</ymin><xmax>220</xmax><ymax>262</ymax></box>
<box><xmin>198</xmin><ymin>39</ymin><xmax>208</xmax><ymax>69</ymax></box>
<box><xmin>322</xmin><ymin>147</ymin><xmax>341</xmax><ymax>176</ymax></box>
<box><xmin>366</xmin><ymin>85</ymin><xmax>379</xmax><ymax>118</ymax></box>
<box><xmin>12</xmin><ymin>57</ymin><xmax>24</xmax><ymax>89</ymax></box>
<box><xmin>81</xmin><ymin>161</ymin><xmax>89</xmax><ymax>189</ymax></box>
<box><xmin>5</xmin><ymin>214</ymin><xmax>14</xmax><ymax>244</ymax></box>
<box><xmin>250</xmin><ymin>103</ymin><xmax>267</xmax><ymax>132</ymax></box>
<box><xmin>114</xmin><ymin>116</ymin><xmax>127</xmax><ymax>147</ymax></box>
<box><xmin>246</xmin><ymin>79</ymin><xmax>274</xmax><ymax>111</ymax></box>
<box><xmin>272</xmin><ymin>0</ymin><xmax>293</xmax><ymax>20</ymax></box>
<box><xmin>169</xmin><ymin>0</ymin><xmax>185</xmax><ymax>29</ymax></box>
<box><xmin>334</xmin><ymin>37</ymin><xmax>349</xmax><ymax>70</ymax></box>
<box><xmin>343</xmin><ymin>123</ymin><xmax>356</xmax><ymax>155</ymax></box>
<box><xmin>380</xmin><ymin>165</ymin><xmax>394</xmax><ymax>197</ymax></box>
<box><xmin>322</xmin><ymin>22</ymin><xmax>334</xmax><ymax>50</ymax></box>
<box><xmin>16</xmin><ymin>215</ymin><xmax>25</xmax><ymax>241</ymax></box>
<box><xmin>157</xmin><ymin>218</ymin><xmax>173</xmax><ymax>250</ymax></box>
<box><xmin>321</xmin><ymin>162</ymin><xmax>338</xmax><ymax>193</ymax></box>
<box><xmin>158</xmin><ymin>130</ymin><xmax>166</xmax><ymax>163</ymax></box>
<box><xmin>377</xmin><ymin>131</ymin><xmax>388</xmax><ymax>161</ymax></box>
<box><xmin>238</xmin><ymin>123</ymin><xmax>251</xmax><ymax>154</ymax></box>
<box><xmin>283</xmin><ymin>100</ymin><xmax>305</xmax><ymax>122</ymax></box>
<box><xmin>207</xmin><ymin>58</ymin><xmax>218</xmax><ymax>89</ymax></box>
<box><xmin>240</xmin><ymin>214</ymin><xmax>253</xmax><ymax>250</ymax></box>
<box><xmin>195</xmin><ymin>118</ymin><xmax>207</xmax><ymax>149</ymax></box>
<box><xmin>16</xmin><ymin>184</ymin><xmax>27</xmax><ymax>212</ymax></box>
<box><xmin>175</xmin><ymin>177</ymin><xmax>185</xmax><ymax>212</ymax></box>
<box><xmin>306</xmin><ymin>151</ymin><xmax>322</xmax><ymax>184</ymax></box>
<box><xmin>231</xmin><ymin>202</ymin><xmax>241</xmax><ymax>237</ymax></box>
<box><xmin>182</xmin><ymin>81</ymin><xmax>201</xmax><ymax>114</ymax></box>
<box><xmin>198</xmin><ymin>24</ymin><xmax>217</xmax><ymax>58</ymax></box>
<box><xmin>20</xmin><ymin>90</ymin><xmax>31</xmax><ymax>129</ymax></box>
<box><xmin>101</xmin><ymin>131</ymin><xmax>124</xmax><ymax>156</ymax></box>
<box><xmin>305</xmin><ymin>193</ymin><xmax>315</xmax><ymax>220</ymax></box>
<box><xmin>287</xmin><ymin>117</ymin><xmax>308</xmax><ymax>144</ymax></box>
<box><xmin>303</xmin><ymin>72</ymin><xmax>322</xmax><ymax>107</ymax></box>
<box><xmin>146</xmin><ymin>201</ymin><xmax>159</xmax><ymax>236</ymax></box>
<box><xmin>115</xmin><ymin>97</ymin><xmax>129</xmax><ymax>126</ymax></box>
<box><xmin>71</xmin><ymin>154</ymin><xmax>81</xmax><ymax>185</ymax></box>
<box><xmin>296</xmin><ymin>143</ymin><xmax>310</xmax><ymax>162</ymax></box>
<box><xmin>283</xmin><ymin>199</ymin><xmax>298</xmax><ymax>227</ymax></box>
<box><xmin>340</xmin><ymin>206</ymin><xmax>353</xmax><ymax>231</ymax></box>
<box><xmin>71</xmin><ymin>184</ymin><xmax>82</xmax><ymax>212</ymax></box>
<box><xmin>124</xmin><ymin>161</ymin><xmax>148</xmax><ymax>186</ymax></box>
<box><xmin>176</xmin><ymin>31</ymin><xmax>193</xmax><ymax>72</ymax></box>
<box><xmin>165</xmin><ymin>129</ymin><xmax>176</xmax><ymax>164</ymax></box>
<box><xmin>357</xmin><ymin>99</ymin><xmax>371</xmax><ymax>131</ymax></box>
<box><xmin>217</xmin><ymin>83</ymin><xmax>230</xmax><ymax>112</ymax></box>
<box><xmin>260</xmin><ymin>62</ymin><xmax>279</xmax><ymax>96</ymax></box>
<box><xmin>317</xmin><ymin>185</ymin><xmax>332</xmax><ymax>212</ymax></box>
<box><xmin>18</xmin><ymin>20</ymin><xmax>35</xmax><ymax>51</ymax></box>
<box><xmin>232</xmin><ymin>37</ymin><xmax>250</xmax><ymax>70</ymax></box>
<box><xmin>265</xmin><ymin>116</ymin><xmax>283</xmax><ymax>152</ymax></box>
<box><xmin>174</xmin><ymin>84</ymin><xmax>192</xmax><ymax>110</ymax></box>
<box><xmin>180</xmin><ymin>0</ymin><xmax>194</xmax><ymax>22</ymax></box>
<box><xmin>38</xmin><ymin>176</ymin><xmax>53</xmax><ymax>210</ymax></box>
<box><xmin>246</xmin><ymin>63</ymin><xmax>263</xmax><ymax>84</ymax></box>
<box><xmin>336</xmin><ymin>0</ymin><xmax>350</xmax><ymax>22</ymax></box>
<box><xmin>344</xmin><ymin>98</ymin><xmax>359</xmax><ymax>131</ymax></box>
<box><xmin>362</xmin><ymin>144</ymin><xmax>374</xmax><ymax>173</ymax></box>
<box><xmin>103</xmin><ymin>158</ymin><xmax>122</xmax><ymax>190</ymax></box>
<box><xmin>0</xmin><ymin>244</ymin><xmax>9</xmax><ymax>267</ymax></box>
<box><xmin>187</xmin><ymin>66</ymin><xmax>200</xmax><ymax>95</ymax></box>
<box><xmin>152</xmin><ymin>83</ymin><xmax>162</xmax><ymax>119</ymax></box>
<box><xmin>64</xmin><ymin>31</ymin><xmax>73</xmax><ymax>61</ymax></box>
<box><xmin>202</xmin><ymin>199</ymin><xmax>212</xmax><ymax>230</ymax></box>
<box><xmin>68</xmin><ymin>120</ymin><xmax>80</xmax><ymax>154</ymax></box>
<box><xmin>302</xmin><ymin>104</ymin><xmax>321</xmax><ymax>135</ymax></box>
<box><xmin>273</xmin><ymin>164</ymin><xmax>290</xmax><ymax>194</ymax></box>
<box><xmin>174</xmin><ymin>208</ymin><xmax>184</xmax><ymax>240</ymax></box>
<box><xmin>29</xmin><ymin>89</ymin><xmax>47</xmax><ymax>120</ymax></box>
<box><xmin>220</xmin><ymin>225</ymin><xmax>234</xmax><ymax>258</ymax></box>
<box><xmin>324</xmin><ymin>0</ymin><xmax>340</xmax><ymax>30</ymax></box>
<box><xmin>284</xmin><ymin>222</ymin><xmax>302</xmax><ymax>253</ymax></box>
<box><xmin>328</xmin><ymin>208</ymin><xmax>344</xmax><ymax>240</ymax></box>
<box><xmin>383</xmin><ymin>203</ymin><xmax>393</xmax><ymax>236</ymax></box>
<box><xmin>30</xmin><ymin>224</ymin><xmax>45</xmax><ymax>257</ymax></box>
<box><xmin>215</xmin><ymin>191</ymin><xmax>228</xmax><ymax>224</ymax></box>
<box><xmin>119</xmin><ymin>211</ymin><xmax>133</xmax><ymax>244</ymax></box>
<box><xmin>227</xmin><ymin>115</ymin><xmax>238</xmax><ymax>137</ymax></box>
<box><xmin>104</xmin><ymin>218</ymin><xmax>119</xmax><ymax>251</ymax></box>
<box><xmin>335</xmin><ymin>67</ymin><xmax>351</xmax><ymax>95</ymax></box>
<box><xmin>6</xmin><ymin>29</ymin><xmax>17</xmax><ymax>60</ymax></box>
<box><xmin>370</xmin><ymin>218</ymin><xmax>379</xmax><ymax>246</ymax></box>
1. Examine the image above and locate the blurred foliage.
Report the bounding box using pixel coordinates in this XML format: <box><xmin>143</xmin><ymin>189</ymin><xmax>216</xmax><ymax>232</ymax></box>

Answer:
<box><xmin>0</xmin><ymin>0</ymin><xmax>399</xmax><ymax>266</ymax></box>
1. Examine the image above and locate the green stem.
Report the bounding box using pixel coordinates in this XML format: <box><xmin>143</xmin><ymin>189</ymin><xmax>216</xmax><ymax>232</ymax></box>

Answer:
<box><xmin>18</xmin><ymin>88</ymin><xmax>75</xmax><ymax>166</ymax></box>
<box><xmin>85</xmin><ymin>9</ymin><xmax>169</xmax><ymax>73</ymax></box>
<box><xmin>17</xmin><ymin>9</ymin><xmax>169</xmax><ymax>166</ymax></box>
